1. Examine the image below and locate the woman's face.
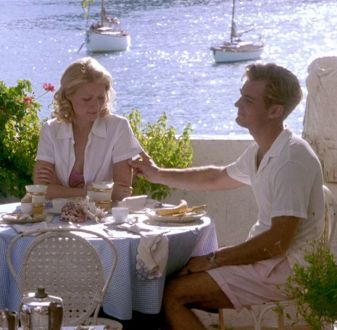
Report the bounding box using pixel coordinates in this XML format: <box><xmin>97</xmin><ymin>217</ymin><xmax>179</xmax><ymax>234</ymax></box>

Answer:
<box><xmin>68</xmin><ymin>82</ymin><xmax>107</xmax><ymax>122</ymax></box>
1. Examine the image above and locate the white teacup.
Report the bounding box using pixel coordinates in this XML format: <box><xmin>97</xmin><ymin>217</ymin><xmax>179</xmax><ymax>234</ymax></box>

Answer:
<box><xmin>111</xmin><ymin>207</ymin><xmax>129</xmax><ymax>224</ymax></box>
<box><xmin>52</xmin><ymin>198</ymin><xmax>68</xmax><ymax>213</ymax></box>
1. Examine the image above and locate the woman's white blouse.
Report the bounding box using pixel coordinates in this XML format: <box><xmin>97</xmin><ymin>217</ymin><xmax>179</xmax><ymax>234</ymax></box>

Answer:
<box><xmin>36</xmin><ymin>114</ymin><xmax>143</xmax><ymax>186</ymax></box>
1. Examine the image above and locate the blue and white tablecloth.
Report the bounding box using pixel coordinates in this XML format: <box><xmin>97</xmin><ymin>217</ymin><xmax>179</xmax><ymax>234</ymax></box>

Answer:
<box><xmin>0</xmin><ymin>202</ymin><xmax>218</xmax><ymax>320</ymax></box>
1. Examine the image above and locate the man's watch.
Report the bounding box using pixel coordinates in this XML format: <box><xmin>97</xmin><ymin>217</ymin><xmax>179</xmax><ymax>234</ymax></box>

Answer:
<box><xmin>207</xmin><ymin>251</ymin><xmax>217</xmax><ymax>266</ymax></box>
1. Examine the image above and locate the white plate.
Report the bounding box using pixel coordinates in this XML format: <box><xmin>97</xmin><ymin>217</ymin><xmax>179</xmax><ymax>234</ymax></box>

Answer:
<box><xmin>145</xmin><ymin>209</ymin><xmax>206</xmax><ymax>223</ymax></box>
<box><xmin>0</xmin><ymin>212</ymin><xmax>51</xmax><ymax>224</ymax></box>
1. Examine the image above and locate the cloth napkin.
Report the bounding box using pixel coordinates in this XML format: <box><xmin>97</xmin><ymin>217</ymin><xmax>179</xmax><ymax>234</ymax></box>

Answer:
<box><xmin>136</xmin><ymin>232</ymin><xmax>169</xmax><ymax>280</ymax></box>
<box><xmin>12</xmin><ymin>221</ymin><xmax>50</xmax><ymax>233</ymax></box>
<box><xmin>117</xmin><ymin>223</ymin><xmax>169</xmax><ymax>280</ymax></box>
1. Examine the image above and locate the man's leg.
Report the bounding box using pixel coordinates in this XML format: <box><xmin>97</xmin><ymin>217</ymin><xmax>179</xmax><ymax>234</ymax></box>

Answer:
<box><xmin>162</xmin><ymin>271</ymin><xmax>234</xmax><ymax>330</ymax></box>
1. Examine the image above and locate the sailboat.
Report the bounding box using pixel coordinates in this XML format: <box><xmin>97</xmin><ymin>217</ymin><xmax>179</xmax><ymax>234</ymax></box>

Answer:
<box><xmin>85</xmin><ymin>0</ymin><xmax>131</xmax><ymax>52</ymax></box>
<box><xmin>210</xmin><ymin>0</ymin><xmax>264</xmax><ymax>63</ymax></box>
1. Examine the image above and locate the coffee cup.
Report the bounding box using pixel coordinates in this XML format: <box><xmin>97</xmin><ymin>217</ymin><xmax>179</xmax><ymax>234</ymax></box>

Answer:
<box><xmin>111</xmin><ymin>207</ymin><xmax>129</xmax><ymax>224</ymax></box>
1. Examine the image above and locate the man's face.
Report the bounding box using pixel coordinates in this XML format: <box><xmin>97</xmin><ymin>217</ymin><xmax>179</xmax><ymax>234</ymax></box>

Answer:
<box><xmin>234</xmin><ymin>79</ymin><xmax>270</xmax><ymax>130</ymax></box>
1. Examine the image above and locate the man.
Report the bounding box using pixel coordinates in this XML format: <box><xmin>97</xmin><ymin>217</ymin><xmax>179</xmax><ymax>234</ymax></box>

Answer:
<box><xmin>130</xmin><ymin>63</ymin><xmax>324</xmax><ymax>330</ymax></box>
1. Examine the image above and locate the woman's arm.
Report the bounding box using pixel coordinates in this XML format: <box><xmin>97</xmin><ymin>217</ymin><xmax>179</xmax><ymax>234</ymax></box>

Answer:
<box><xmin>34</xmin><ymin>160</ymin><xmax>86</xmax><ymax>199</ymax></box>
<box><xmin>111</xmin><ymin>159</ymin><xmax>133</xmax><ymax>202</ymax></box>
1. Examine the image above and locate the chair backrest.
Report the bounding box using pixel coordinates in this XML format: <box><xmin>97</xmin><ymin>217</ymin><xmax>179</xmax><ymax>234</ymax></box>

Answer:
<box><xmin>6</xmin><ymin>227</ymin><xmax>118</xmax><ymax>326</ymax></box>
<box><xmin>323</xmin><ymin>185</ymin><xmax>337</xmax><ymax>251</ymax></box>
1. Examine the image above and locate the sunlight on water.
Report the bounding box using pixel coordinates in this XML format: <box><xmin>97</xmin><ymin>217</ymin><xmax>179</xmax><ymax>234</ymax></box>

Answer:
<box><xmin>0</xmin><ymin>0</ymin><xmax>337</xmax><ymax>136</ymax></box>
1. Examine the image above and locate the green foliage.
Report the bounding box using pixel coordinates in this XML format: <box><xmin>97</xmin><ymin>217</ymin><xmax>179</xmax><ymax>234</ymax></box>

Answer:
<box><xmin>81</xmin><ymin>0</ymin><xmax>95</xmax><ymax>17</ymax></box>
<box><xmin>0</xmin><ymin>80</ymin><xmax>42</xmax><ymax>198</ymax></box>
<box><xmin>286</xmin><ymin>240</ymin><xmax>337</xmax><ymax>330</ymax></box>
<box><xmin>126</xmin><ymin>109</ymin><xmax>193</xmax><ymax>201</ymax></box>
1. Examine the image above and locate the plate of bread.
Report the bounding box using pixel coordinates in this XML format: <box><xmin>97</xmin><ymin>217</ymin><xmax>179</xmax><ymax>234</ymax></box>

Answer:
<box><xmin>145</xmin><ymin>200</ymin><xmax>206</xmax><ymax>223</ymax></box>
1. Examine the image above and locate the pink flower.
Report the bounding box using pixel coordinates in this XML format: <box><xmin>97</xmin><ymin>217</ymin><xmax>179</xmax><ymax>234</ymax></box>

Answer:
<box><xmin>42</xmin><ymin>83</ymin><xmax>55</xmax><ymax>92</ymax></box>
<box><xmin>22</xmin><ymin>83</ymin><xmax>55</xmax><ymax>109</ymax></box>
<box><xmin>23</xmin><ymin>96</ymin><xmax>33</xmax><ymax>105</ymax></box>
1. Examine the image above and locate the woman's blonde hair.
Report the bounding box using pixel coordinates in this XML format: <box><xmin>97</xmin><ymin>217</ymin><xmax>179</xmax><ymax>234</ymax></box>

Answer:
<box><xmin>52</xmin><ymin>57</ymin><xmax>116</xmax><ymax>122</ymax></box>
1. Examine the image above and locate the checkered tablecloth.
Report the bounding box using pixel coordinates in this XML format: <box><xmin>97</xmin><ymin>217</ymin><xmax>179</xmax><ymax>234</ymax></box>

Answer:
<box><xmin>0</xmin><ymin>202</ymin><xmax>218</xmax><ymax>320</ymax></box>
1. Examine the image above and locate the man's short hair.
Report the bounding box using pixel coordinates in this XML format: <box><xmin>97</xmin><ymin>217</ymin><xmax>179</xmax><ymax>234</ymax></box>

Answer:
<box><xmin>244</xmin><ymin>63</ymin><xmax>303</xmax><ymax>118</ymax></box>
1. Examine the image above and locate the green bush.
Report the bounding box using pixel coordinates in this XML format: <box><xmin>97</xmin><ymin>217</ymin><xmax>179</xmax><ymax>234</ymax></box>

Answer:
<box><xmin>0</xmin><ymin>80</ymin><xmax>42</xmax><ymax>198</ymax></box>
<box><xmin>286</xmin><ymin>240</ymin><xmax>337</xmax><ymax>330</ymax></box>
<box><xmin>127</xmin><ymin>109</ymin><xmax>193</xmax><ymax>200</ymax></box>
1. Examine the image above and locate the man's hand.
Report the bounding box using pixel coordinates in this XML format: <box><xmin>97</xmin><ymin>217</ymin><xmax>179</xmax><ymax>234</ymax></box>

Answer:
<box><xmin>177</xmin><ymin>255</ymin><xmax>215</xmax><ymax>276</ymax></box>
<box><xmin>129</xmin><ymin>152</ymin><xmax>160</xmax><ymax>183</ymax></box>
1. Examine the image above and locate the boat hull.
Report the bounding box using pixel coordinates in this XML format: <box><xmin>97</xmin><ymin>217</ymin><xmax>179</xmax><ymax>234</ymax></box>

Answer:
<box><xmin>211</xmin><ymin>43</ymin><xmax>263</xmax><ymax>63</ymax></box>
<box><xmin>86</xmin><ymin>30</ymin><xmax>131</xmax><ymax>52</ymax></box>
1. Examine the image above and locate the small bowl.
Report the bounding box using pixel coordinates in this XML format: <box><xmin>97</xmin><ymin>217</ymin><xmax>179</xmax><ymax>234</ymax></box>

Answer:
<box><xmin>111</xmin><ymin>207</ymin><xmax>129</xmax><ymax>223</ymax></box>
<box><xmin>25</xmin><ymin>184</ymin><xmax>48</xmax><ymax>194</ymax></box>
<box><xmin>52</xmin><ymin>198</ymin><xmax>68</xmax><ymax>213</ymax></box>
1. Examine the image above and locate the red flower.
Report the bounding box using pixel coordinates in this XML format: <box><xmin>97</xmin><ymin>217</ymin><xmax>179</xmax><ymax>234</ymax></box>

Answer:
<box><xmin>23</xmin><ymin>96</ymin><xmax>33</xmax><ymax>105</ymax></box>
<box><xmin>42</xmin><ymin>83</ymin><xmax>55</xmax><ymax>92</ymax></box>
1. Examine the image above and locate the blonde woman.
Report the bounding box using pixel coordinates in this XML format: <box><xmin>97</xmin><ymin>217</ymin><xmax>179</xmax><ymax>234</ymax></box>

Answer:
<box><xmin>34</xmin><ymin>57</ymin><xmax>142</xmax><ymax>202</ymax></box>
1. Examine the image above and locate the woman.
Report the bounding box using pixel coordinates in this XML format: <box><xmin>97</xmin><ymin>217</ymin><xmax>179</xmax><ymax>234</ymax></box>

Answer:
<box><xmin>34</xmin><ymin>57</ymin><xmax>142</xmax><ymax>202</ymax></box>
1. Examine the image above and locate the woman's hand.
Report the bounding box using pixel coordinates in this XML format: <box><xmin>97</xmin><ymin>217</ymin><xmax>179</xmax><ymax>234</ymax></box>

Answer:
<box><xmin>34</xmin><ymin>161</ymin><xmax>61</xmax><ymax>185</ymax></box>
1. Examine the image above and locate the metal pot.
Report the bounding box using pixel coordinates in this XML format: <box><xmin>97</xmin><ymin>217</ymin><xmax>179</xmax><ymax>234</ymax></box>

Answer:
<box><xmin>19</xmin><ymin>287</ymin><xmax>63</xmax><ymax>330</ymax></box>
<box><xmin>0</xmin><ymin>309</ymin><xmax>18</xmax><ymax>330</ymax></box>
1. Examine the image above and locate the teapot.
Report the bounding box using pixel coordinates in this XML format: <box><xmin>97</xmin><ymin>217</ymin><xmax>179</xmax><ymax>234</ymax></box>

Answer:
<box><xmin>19</xmin><ymin>287</ymin><xmax>63</xmax><ymax>330</ymax></box>
<box><xmin>0</xmin><ymin>309</ymin><xmax>18</xmax><ymax>330</ymax></box>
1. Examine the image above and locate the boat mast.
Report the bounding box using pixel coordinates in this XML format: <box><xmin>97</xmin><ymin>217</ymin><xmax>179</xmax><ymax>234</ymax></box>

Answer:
<box><xmin>100</xmin><ymin>0</ymin><xmax>106</xmax><ymax>26</ymax></box>
<box><xmin>230</xmin><ymin>0</ymin><xmax>236</xmax><ymax>43</ymax></box>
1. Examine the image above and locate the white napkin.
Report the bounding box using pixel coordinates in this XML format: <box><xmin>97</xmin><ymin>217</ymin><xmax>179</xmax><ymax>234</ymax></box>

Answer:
<box><xmin>13</xmin><ymin>221</ymin><xmax>50</xmax><ymax>233</ymax></box>
<box><xmin>117</xmin><ymin>195</ymin><xmax>148</xmax><ymax>212</ymax></box>
<box><xmin>116</xmin><ymin>222</ymin><xmax>169</xmax><ymax>280</ymax></box>
<box><xmin>136</xmin><ymin>232</ymin><xmax>169</xmax><ymax>280</ymax></box>
<box><xmin>116</xmin><ymin>223</ymin><xmax>152</xmax><ymax>234</ymax></box>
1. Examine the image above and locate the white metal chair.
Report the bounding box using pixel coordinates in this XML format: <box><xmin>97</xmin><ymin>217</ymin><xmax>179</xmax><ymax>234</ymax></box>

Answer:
<box><xmin>218</xmin><ymin>185</ymin><xmax>337</xmax><ymax>330</ymax></box>
<box><xmin>6</xmin><ymin>227</ymin><xmax>123</xmax><ymax>329</ymax></box>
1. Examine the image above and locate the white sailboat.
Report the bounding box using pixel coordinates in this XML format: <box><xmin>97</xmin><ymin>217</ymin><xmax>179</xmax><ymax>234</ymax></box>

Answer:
<box><xmin>85</xmin><ymin>0</ymin><xmax>131</xmax><ymax>52</ymax></box>
<box><xmin>210</xmin><ymin>0</ymin><xmax>264</xmax><ymax>63</ymax></box>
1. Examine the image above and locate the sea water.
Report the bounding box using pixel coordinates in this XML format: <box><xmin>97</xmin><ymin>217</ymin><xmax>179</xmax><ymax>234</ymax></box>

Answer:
<box><xmin>1</xmin><ymin>0</ymin><xmax>337</xmax><ymax>137</ymax></box>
